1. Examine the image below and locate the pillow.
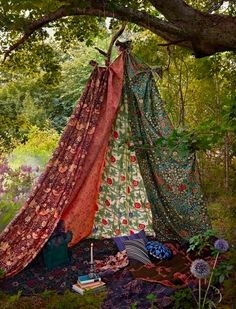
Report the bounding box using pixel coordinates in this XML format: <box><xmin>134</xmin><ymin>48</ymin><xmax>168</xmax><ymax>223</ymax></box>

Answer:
<box><xmin>123</xmin><ymin>239</ymin><xmax>151</xmax><ymax>265</ymax></box>
<box><xmin>146</xmin><ymin>241</ymin><xmax>172</xmax><ymax>260</ymax></box>
<box><xmin>113</xmin><ymin>230</ymin><xmax>148</xmax><ymax>252</ymax></box>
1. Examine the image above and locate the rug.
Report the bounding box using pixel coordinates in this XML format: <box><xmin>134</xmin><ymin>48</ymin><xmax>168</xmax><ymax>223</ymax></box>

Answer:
<box><xmin>0</xmin><ymin>238</ymin><xmax>195</xmax><ymax>308</ymax></box>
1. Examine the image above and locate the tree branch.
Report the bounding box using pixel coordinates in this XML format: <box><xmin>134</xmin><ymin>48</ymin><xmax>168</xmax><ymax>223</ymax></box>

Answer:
<box><xmin>2</xmin><ymin>3</ymin><xmax>188</xmax><ymax>61</ymax></box>
<box><xmin>2</xmin><ymin>0</ymin><xmax>236</xmax><ymax>60</ymax></box>
<box><xmin>149</xmin><ymin>0</ymin><xmax>200</xmax><ymax>22</ymax></box>
<box><xmin>106</xmin><ymin>21</ymin><xmax>127</xmax><ymax>65</ymax></box>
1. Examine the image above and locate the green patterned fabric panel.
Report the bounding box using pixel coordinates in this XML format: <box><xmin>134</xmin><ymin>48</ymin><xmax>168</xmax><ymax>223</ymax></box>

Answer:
<box><xmin>124</xmin><ymin>53</ymin><xmax>211</xmax><ymax>244</ymax></box>
<box><xmin>93</xmin><ymin>94</ymin><xmax>154</xmax><ymax>237</ymax></box>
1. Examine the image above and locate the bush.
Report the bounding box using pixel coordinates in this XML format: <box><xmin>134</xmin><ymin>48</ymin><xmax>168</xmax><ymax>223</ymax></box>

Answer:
<box><xmin>9</xmin><ymin>125</ymin><xmax>59</xmax><ymax>170</ymax></box>
<box><xmin>0</xmin><ymin>158</ymin><xmax>40</xmax><ymax>231</ymax></box>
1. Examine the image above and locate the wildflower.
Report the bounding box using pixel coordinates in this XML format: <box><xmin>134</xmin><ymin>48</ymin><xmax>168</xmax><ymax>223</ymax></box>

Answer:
<box><xmin>21</xmin><ymin>165</ymin><xmax>32</xmax><ymax>173</ymax></box>
<box><xmin>214</xmin><ymin>239</ymin><xmax>229</xmax><ymax>253</ymax></box>
<box><xmin>13</xmin><ymin>196</ymin><xmax>19</xmax><ymax>203</ymax></box>
<box><xmin>190</xmin><ymin>259</ymin><xmax>210</xmax><ymax>279</ymax></box>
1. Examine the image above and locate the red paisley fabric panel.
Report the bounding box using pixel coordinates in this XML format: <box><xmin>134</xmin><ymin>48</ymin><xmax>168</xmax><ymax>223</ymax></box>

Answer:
<box><xmin>0</xmin><ymin>54</ymin><xmax>124</xmax><ymax>278</ymax></box>
<box><xmin>62</xmin><ymin>54</ymin><xmax>124</xmax><ymax>246</ymax></box>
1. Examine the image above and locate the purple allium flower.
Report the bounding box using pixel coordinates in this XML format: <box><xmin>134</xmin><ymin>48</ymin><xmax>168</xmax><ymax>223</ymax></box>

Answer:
<box><xmin>190</xmin><ymin>259</ymin><xmax>210</xmax><ymax>279</ymax></box>
<box><xmin>214</xmin><ymin>239</ymin><xmax>229</xmax><ymax>253</ymax></box>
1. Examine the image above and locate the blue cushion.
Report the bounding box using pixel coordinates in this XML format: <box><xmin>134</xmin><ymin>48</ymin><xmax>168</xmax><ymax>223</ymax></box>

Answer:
<box><xmin>146</xmin><ymin>241</ymin><xmax>172</xmax><ymax>260</ymax></box>
<box><xmin>113</xmin><ymin>230</ymin><xmax>148</xmax><ymax>251</ymax></box>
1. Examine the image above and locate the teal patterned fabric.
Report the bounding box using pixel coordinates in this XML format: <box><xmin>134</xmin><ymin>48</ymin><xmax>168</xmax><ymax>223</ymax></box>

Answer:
<box><xmin>124</xmin><ymin>52</ymin><xmax>211</xmax><ymax>244</ymax></box>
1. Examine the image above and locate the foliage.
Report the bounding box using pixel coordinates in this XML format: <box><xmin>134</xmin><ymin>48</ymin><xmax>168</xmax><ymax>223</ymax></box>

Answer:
<box><xmin>0</xmin><ymin>159</ymin><xmax>39</xmax><ymax>231</ymax></box>
<box><xmin>0</xmin><ymin>289</ymin><xmax>106</xmax><ymax>309</ymax></box>
<box><xmin>9</xmin><ymin>125</ymin><xmax>59</xmax><ymax>169</ymax></box>
<box><xmin>213</xmin><ymin>261</ymin><xmax>234</xmax><ymax>284</ymax></box>
<box><xmin>0</xmin><ymin>268</ymin><xmax>5</xmax><ymax>278</ymax></box>
<box><xmin>0</xmin><ymin>126</ymin><xmax>59</xmax><ymax>231</ymax></box>
<box><xmin>0</xmin><ymin>39</ymin><xmax>111</xmax><ymax>150</ymax></box>
<box><xmin>187</xmin><ymin>229</ymin><xmax>215</xmax><ymax>256</ymax></box>
<box><xmin>170</xmin><ymin>288</ymin><xmax>194</xmax><ymax>309</ymax></box>
<box><xmin>130</xmin><ymin>293</ymin><xmax>158</xmax><ymax>308</ymax></box>
<box><xmin>208</xmin><ymin>197</ymin><xmax>236</xmax><ymax>245</ymax></box>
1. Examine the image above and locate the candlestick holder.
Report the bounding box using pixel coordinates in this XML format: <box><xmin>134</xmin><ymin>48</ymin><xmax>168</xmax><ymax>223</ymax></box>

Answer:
<box><xmin>88</xmin><ymin>261</ymin><xmax>98</xmax><ymax>279</ymax></box>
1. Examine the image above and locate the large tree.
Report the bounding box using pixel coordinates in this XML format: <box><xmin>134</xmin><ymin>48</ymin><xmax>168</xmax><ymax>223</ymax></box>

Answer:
<box><xmin>1</xmin><ymin>0</ymin><xmax>236</xmax><ymax>60</ymax></box>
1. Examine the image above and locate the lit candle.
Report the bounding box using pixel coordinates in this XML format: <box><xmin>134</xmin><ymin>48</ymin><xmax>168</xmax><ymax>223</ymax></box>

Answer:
<box><xmin>90</xmin><ymin>243</ymin><xmax>94</xmax><ymax>264</ymax></box>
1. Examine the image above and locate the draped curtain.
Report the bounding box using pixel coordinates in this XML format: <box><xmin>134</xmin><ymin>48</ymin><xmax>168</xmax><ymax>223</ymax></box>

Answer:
<box><xmin>93</xmin><ymin>93</ymin><xmax>153</xmax><ymax>238</ymax></box>
<box><xmin>124</xmin><ymin>53</ymin><xmax>211</xmax><ymax>244</ymax></box>
<box><xmin>0</xmin><ymin>54</ymin><xmax>124</xmax><ymax>277</ymax></box>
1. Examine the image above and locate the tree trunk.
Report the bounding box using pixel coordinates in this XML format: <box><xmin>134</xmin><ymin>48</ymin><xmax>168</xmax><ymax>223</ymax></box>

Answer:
<box><xmin>224</xmin><ymin>132</ymin><xmax>230</xmax><ymax>191</ymax></box>
<box><xmin>178</xmin><ymin>61</ymin><xmax>185</xmax><ymax>127</ymax></box>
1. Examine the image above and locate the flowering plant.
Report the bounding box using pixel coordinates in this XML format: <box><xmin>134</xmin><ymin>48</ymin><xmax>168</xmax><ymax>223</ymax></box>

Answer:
<box><xmin>0</xmin><ymin>159</ymin><xmax>39</xmax><ymax>231</ymax></box>
<box><xmin>190</xmin><ymin>238</ymin><xmax>229</xmax><ymax>309</ymax></box>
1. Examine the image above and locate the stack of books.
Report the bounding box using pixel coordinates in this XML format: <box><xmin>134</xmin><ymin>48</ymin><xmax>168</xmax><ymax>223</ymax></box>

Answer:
<box><xmin>72</xmin><ymin>274</ymin><xmax>106</xmax><ymax>295</ymax></box>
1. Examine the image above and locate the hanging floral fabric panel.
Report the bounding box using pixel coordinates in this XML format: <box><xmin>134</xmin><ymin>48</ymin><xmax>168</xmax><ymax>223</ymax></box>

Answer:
<box><xmin>124</xmin><ymin>53</ymin><xmax>211</xmax><ymax>244</ymax></box>
<box><xmin>93</xmin><ymin>94</ymin><xmax>153</xmax><ymax>238</ymax></box>
<box><xmin>0</xmin><ymin>54</ymin><xmax>124</xmax><ymax>277</ymax></box>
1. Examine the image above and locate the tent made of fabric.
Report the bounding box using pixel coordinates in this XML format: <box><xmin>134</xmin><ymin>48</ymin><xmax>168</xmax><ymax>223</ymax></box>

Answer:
<box><xmin>0</xmin><ymin>48</ymin><xmax>211</xmax><ymax>278</ymax></box>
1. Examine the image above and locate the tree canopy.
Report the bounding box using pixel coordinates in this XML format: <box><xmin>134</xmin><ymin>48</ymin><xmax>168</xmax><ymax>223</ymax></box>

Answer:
<box><xmin>0</xmin><ymin>0</ymin><xmax>236</xmax><ymax>62</ymax></box>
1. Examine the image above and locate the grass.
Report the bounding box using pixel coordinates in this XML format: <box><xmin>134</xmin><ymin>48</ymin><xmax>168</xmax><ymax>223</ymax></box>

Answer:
<box><xmin>0</xmin><ymin>289</ymin><xmax>107</xmax><ymax>309</ymax></box>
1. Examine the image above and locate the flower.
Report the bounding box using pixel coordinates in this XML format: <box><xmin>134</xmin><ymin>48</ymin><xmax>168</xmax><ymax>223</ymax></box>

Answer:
<box><xmin>134</xmin><ymin>202</ymin><xmax>141</xmax><ymax>209</ymax></box>
<box><xmin>13</xmin><ymin>196</ymin><xmax>20</xmax><ymax>203</ymax></box>
<box><xmin>132</xmin><ymin>180</ymin><xmax>139</xmax><ymax>187</ymax></box>
<box><xmin>214</xmin><ymin>239</ymin><xmax>229</xmax><ymax>253</ymax></box>
<box><xmin>102</xmin><ymin>219</ymin><xmax>108</xmax><ymax>225</ymax></box>
<box><xmin>178</xmin><ymin>183</ymin><xmax>187</xmax><ymax>191</ymax></box>
<box><xmin>110</xmin><ymin>156</ymin><xmax>116</xmax><ymax>163</ymax></box>
<box><xmin>122</xmin><ymin>219</ymin><xmax>128</xmax><ymax>225</ymax></box>
<box><xmin>120</xmin><ymin>175</ymin><xmax>126</xmax><ymax>181</ymax></box>
<box><xmin>130</xmin><ymin>155</ymin><xmax>137</xmax><ymax>162</ymax></box>
<box><xmin>106</xmin><ymin>177</ymin><xmax>113</xmax><ymax>185</ymax></box>
<box><xmin>113</xmin><ymin>131</ymin><xmax>119</xmax><ymax>139</ymax></box>
<box><xmin>190</xmin><ymin>259</ymin><xmax>210</xmax><ymax>279</ymax></box>
<box><xmin>21</xmin><ymin>165</ymin><xmax>33</xmax><ymax>173</ymax></box>
<box><xmin>115</xmin><ymin>229</ymin><xmax>121</xmax><ymax>235</ymax></box>
<box><xmin>138</xmin><ymin>223</ymin><xmax>145</xmax><ymax>229</ymax></box>
<box><xmin>105</xmin><ymin>199</ymin><xmax>111</xmax><ymax>207</ymax></box>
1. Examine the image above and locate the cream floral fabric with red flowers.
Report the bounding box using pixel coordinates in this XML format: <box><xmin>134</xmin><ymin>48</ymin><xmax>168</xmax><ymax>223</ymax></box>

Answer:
<box><xmin>93</xmin><ymin>96</ymin><xmax>153</xmax><ymax>237</ymax></box>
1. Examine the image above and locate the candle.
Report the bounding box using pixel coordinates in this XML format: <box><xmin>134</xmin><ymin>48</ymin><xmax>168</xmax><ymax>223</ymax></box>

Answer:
<box><xmin>90</xmin><ymin>242</ymin><xmax>94</xmax><ymax>264</ymax></box>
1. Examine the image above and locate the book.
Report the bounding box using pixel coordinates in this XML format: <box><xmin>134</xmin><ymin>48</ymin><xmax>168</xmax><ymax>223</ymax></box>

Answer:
<box><xmin>76</xmin><ymin>280</ymin><xmax>103</xmax><ymax>289</ymax></box>
<box><xmin>78</xmin><ymin>274</ymin><xmax>101</xmax><ymax>285</ymax></box>
<box><xmin>72</xmin><ymin>281</ymin><xmax>106</xmax><ymax>295</ymax></box>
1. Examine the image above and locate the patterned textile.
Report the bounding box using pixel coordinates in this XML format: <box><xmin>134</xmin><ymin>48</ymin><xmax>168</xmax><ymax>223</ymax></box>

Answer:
<box><xmin>129</xmin><ymin>242</ymin><xmax>194</xmax><ymax>288</ymax></box>
<box><xmin>113</xmin><ymin>229</ymin><xmax>148</xmax><ymax>251</ymax></box>
<box><xmin>0</xmin><ymin>55</ymin><xmax>124</xmax><ymax>278</ymax></box>
<box><xmin>123</xmin><ymin>239</ymin><xmax>151</xmax><ymax>264</ymax></box>
<box><xmin>93</xmin><ymin>92</ymin><xmax>153</xmax><ymax>237</ymax></box>
<box><xmin>146</xmin><ymin>241</ymin><xmax>172</xmax><ymax>260</ymax></box>
<box><xmin>0</xmin><ymin>238</ymin><xmax>174</xmax><ymax>308</ymax></box>
<box><xmin>0</xmin><ymin>49</ymin><xmax>211</xmax><ymax>278</ymax></box>
<box><xmin>95</xmin><ymin>250</ymin><xmax>129</xmax><ymax>276</ymax></box>
<box><xmin>124</xmin><ymin>52</ymin><xmax>211</xmax><ymax>244</ymax></box>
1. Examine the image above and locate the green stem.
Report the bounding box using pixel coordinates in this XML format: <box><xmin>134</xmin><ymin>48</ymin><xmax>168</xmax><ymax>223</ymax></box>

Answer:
<box><xmin>202</xmin><ymin>252</ymin><xmax>219</xmax><ymax>308</ymax></box>
<box><xmin>199</xmin><ymin>279</ymin><xmax>201</xmax><ymax>309</ymax></box>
